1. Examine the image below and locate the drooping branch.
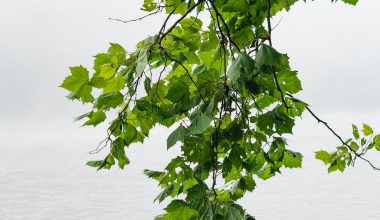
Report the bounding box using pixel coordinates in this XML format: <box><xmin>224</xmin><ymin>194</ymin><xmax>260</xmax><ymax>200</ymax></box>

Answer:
<box><xmin>287</xmin><ymin>93</ymin><xmax>380</xmax><ymax>171</ymax></box>
<box><xmin>208</xmin><ymin>1</ymin><xmax>241</xmax><ymax>53</ymax></box>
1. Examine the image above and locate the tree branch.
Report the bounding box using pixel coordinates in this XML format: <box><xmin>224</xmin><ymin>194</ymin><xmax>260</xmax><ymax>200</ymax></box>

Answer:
<box><xmin>287</xmin><ymin>93</ymin><xmax>380</xmax><ymax>171</ymax></box>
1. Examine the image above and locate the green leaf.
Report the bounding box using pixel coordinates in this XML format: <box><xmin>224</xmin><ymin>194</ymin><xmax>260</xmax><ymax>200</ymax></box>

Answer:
<box><xmin>222</xmin><ymin>0</ymin><xmax>248</xmax><ymax>13</ymax></box>
<box><xmin>362</xmin><ymin>123</ymin><xmax>373</xmax><ymax>136</ymax></box>
<box><xmin>180</xmin><ymin>17</ymin><xmax>203</xmax><ymax>33</ymax></box>
<box><xmin>95</xmin><ymin>92</ymin><xmax>124</xmax><ymax>110</ymax></box>
<box><xmin>258</xmin><ymin>165</ymin><xmax>275</xmax><ymax>180</ymax></box>
<box><xmin>94</xmin><ymin>53</ymin><xmax>112</xmax><ymax>73</ymax></box>
<box><xmin>227</xmin><ymin>52</ymin><xmax>255</xmax><ymax>85</ymax></box>
<box><xmin>144</xmin><ymin>77</ymin><xmax>152</xmax><ymax>95</ymax></box>
<box><xmin>121</xmin><ymin>123</ymin><xmax>138</xmax><ymax>145</ymax></box>
<box><xmin>193</xmin><ymin>64</ymin><xmax>208</xmax><ymax>75</ymax></box>
<box><xmin>156</xmin><ymin>200</ymin><xmax>199</xmax><ymax>220</ymax></box>
<box><xmin>99</xmin><ymin>64</ymin><xmax>117</xmax><ymax>79</ymax></box>
<box><xmin>61</xmin><ymin>66</ymin><xmax>89</xmax><ymax>93</ymax></box>
<box><xmin>255</xmin><ymin>44</ymin><xmax>285</xmax><ymax>69</ymax></box>
<box><xmin>242</xmin><ymin>175</ymin><xmax>256</xmax><ymax>192</ymax></box>
<box><xmin>83</xmin><ymin>111</ymin><xmax>106</xmax><ymax>126</ymax></box>
<box><xmin>74</xmin><ymin>112</ymin><xmax>91</xmax><ymax>122</ymax></box>
<box><xmin>268</xmin><ymin>138</ymin><xmax>285</xmax><ymax>162</ymax></box>
<box><xmin>103</xmin><ymin>74</ymin><xmax>126</xmax><ymax>94</ymax></box>
<box><xmin>66</xmin><ymin>85</ymin><xmax>94</xmax><ymax>103</ymax></box>
<box><xmin>111</xmin><ymin>138</ymin><xmax>130</xmax><ymax>169</ymax></box>
<box><xmin>86</xmin><ymin>160</ymin><xmax>103</xmax><ymax>168</ymax></box>
<box><xmin>282</xmin><ymin>150</ymin><xmax>302</xmax><ymax>168</ymax></box>
<box><xmin>189</xmin><ymin>114</ymin><xmax>213</xmax><ymax>134</ymax></box>
<box><xmin>349</xmin><ymin>141</ymin><xmax>359</xmax><ymax>151</ymax></box>
<box><xmin>246</xmin><ymin>151</ymin><xmax>266</xmax><ymax>173</ymax></box>
<box><xmin>144</xmin><ymin>169</ymin><xmax>165</xmax><ymax>180</ymax></box>
<box><xmin>155</xmin><ymin>184</ymin><xmax>176</xmax><ymax>203</ymax></box>
<box><xmin>342</xmin><ymin>0</ymin><xmax>358</xmax><ymax>5</ymax></box>
<box><xmin>315</xmin><ymin>150</ymin><xmax>331</xmax><ymax>165</ymax></box>
<box><xmin>142</xmin><ymin>0</ymin><xmax>157</xmax><ymax>11</ymax></box>
<box><xmin>224</xmin><ymin>205</ymin><xmax>245</xmax><ymax>220</ymax></box>
<box><xmin>374</xmin><ymin>134</ymin><xmax>380</xmax><ymax>151</ymax></box>
<box><xmin>167</xmin><ymin>125</ymin><xmax>187</xmax><ymax>149</ymax></box>
<box><xmin>278</xmin><ymin>70</ymin><xmax>302</xmax><ymax>94</ymax></box>
<box><xmin>166</xmin><ymin>81</ymin><xmax>189</xmax><ymax>103</ymax></box>
<box><xmin>136</xmin><ymin>48</ymin><xmax>148</xmax><ymax>77</ymax></box>
<box><xmin>96</xmin><ymin>154</ymin><xmax>115</xmax><ymax>170</ymax></box>
<box><xmin>352</xmin><ymin>124</ymin><xmax>360</xmax><ymax>139</ymax></box>
<box><xmin>165</xmin><ymin>0</ymin><xmax>187</xmax><ymax>15</ymax></box>
<box><xmin>186</xmin><ymin>183</ymin><xmax>208</xmax><ymax>201</ymax></box>
<box><xmin>108</xmin><ymin>43</ymin><xmax>126</xmax><ymax>63</ymax></box>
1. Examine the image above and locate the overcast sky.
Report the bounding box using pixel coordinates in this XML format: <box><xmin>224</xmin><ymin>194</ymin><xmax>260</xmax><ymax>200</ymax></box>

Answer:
<box><xmin>0</xmin><ymin>0</ymin><xmax>379</xmax><ymax>123</ymax></box>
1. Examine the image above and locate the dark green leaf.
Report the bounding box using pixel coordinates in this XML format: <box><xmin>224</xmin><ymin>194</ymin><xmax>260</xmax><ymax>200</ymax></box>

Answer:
<box><xmin>224</xmin><ymin>205</ymin><xmax>244</xmax><ymax>220</ymax></box>
<box><xmin>122</xmin><ymin>123</ymin><xmax>138</xmax><ymax>145</ymax></box>
<box><xmin>256</xmin><ymin>44</ymin><xmax>286</xmax><ymax>69</ymax></box>
<box><xmin>155</xmin><ymin>183</ymin><xmax>175</xmax><ymax>203</ymax></box>
<box><xmin>189</xmin><ymin>114</ymin><xmax>213</xmax><ymax>134</ymax></box>
<box><xmin>111</xmin><ymin>138</ymin><xmax>130</xmax><ymax>169</ymax></box>
<box><xmin>156</xmin><ymin>200</ymin><xmax>199</xmax><ymax>220</ymax></box>
<box><xmin>342</xmin><ymin>0</ymin><xmax>358</xmax><ymax>5</ymax></box>
<box><xmin>227</xmin><ymin>52</ymin><xmax>255</xmax><ymax>85</ymax></box>
<box><xmin>167</xmin><ymin>125</ymin><xmax>187</xmax><ymax>149</ymax></box>
<box><xmin>222</xmin><ymin>0</ymin><xmax>248</xmax><ymax>13</ymax></box>
<box><xmin>166</xmin><ymin>81</ymin><xmax>189</xmax><ymax>103</ymax></box>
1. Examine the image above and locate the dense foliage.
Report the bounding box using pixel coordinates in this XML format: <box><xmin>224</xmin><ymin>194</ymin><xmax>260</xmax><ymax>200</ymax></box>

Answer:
<box><xmin>61</xmin><ymin>0</ymin><xmax>380</xmax><ymax>218</ymax></box>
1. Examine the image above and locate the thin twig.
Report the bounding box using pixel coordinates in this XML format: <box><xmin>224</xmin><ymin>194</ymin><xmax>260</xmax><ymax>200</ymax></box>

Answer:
<box><xmin>108</xmin><ymin>7</ymin><xmax>162</xmax><ymax>24</ymax></box>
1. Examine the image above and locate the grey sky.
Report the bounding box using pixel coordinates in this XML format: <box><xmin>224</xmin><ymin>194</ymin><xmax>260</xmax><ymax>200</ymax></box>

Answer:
<box><xmin>0</xmin><ymin>0</ymin><xmax>379</xmax><ymax>122</ymax></box>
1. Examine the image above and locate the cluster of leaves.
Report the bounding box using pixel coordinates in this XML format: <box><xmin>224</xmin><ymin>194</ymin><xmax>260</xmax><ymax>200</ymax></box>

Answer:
<box><xmin>316</xmin><ymin>123</ymin><xmax>380</xmax><ymax>173</ymax></box>
<box><xmin>61</xmin><ymin>0</ymin><xmax>377</xmax><ymax>219</ymax></box>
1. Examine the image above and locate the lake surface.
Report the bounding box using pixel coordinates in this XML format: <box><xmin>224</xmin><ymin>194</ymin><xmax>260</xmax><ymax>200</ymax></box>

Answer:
<box><xmin>1</xmin><ymin>112</ymin><xmax>380</xmax><ymax>220</ymax></box>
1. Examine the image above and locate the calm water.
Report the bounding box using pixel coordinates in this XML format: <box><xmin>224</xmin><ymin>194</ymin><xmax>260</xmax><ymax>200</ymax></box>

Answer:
<box><xmin>1</xmin><ymin>112</ymin><xmax>380</xmax><ymax>220</ymax></box>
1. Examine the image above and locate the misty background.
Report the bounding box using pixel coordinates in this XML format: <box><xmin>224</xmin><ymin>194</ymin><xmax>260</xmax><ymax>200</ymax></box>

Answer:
<box><xmin>1</xmin><ymin>0</ymin><xmax>380</xmax><ymax>219</ymax></box>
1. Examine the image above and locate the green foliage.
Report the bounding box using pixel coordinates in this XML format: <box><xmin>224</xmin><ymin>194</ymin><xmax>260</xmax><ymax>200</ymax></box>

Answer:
<box><xmin>315</xmin><ymin>123</ymin><xmax>380</xmax><ymax>173</ymax></box>
<box><xmin>61</xmin><ymin>0</ymin><xmax>376</xmax><ymax>218</ymax></box>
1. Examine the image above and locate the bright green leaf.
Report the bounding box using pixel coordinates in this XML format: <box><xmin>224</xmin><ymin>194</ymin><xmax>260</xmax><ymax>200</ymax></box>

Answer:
<box><xmin>61</xmin><ymin>66</ymin><xmax>89</xmax><ymax>93</ymax></box>
<box><xmin>315</xmin><ymin>150</ymin><xmax>331</xmax><ymax>165</ymax></box>
<box><xmin>83</xmin><ymin>111</ymin><xmax>106</xmax><ymax>127</ymax></box>
<box><xmin>352</xmin><ymin>124</ymin><xmax>360</xmax><ymax>139</ymax></box>
<box><xmin>282</xmin><ymin>150</ymin><xmax>302</xmax><ymax>168</ymax></box>
<box><xmin>362</xmin><ymin>123</ymin><xmax>373</xmax><ymax>136</ymax></box>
